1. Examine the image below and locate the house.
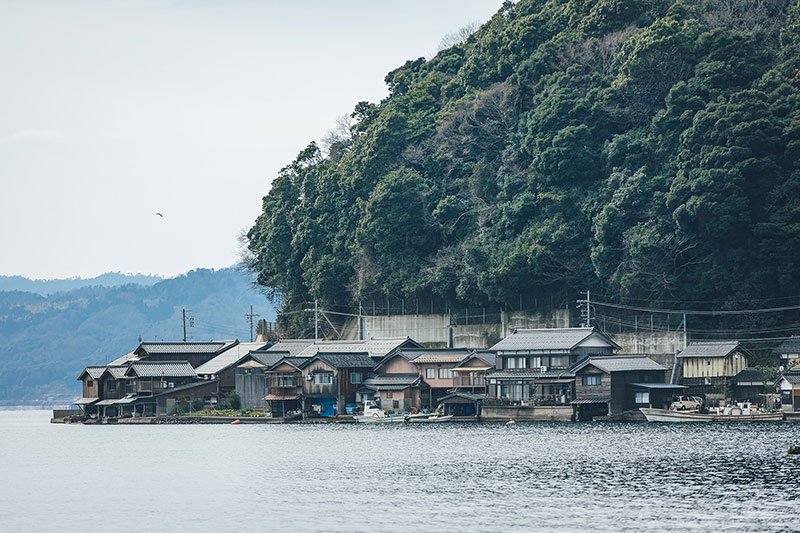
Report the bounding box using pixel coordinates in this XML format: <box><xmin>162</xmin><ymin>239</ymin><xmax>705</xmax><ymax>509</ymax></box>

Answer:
<box><xmin>451</xmin><ymin>351</ymin><xmax>495</xmax><ymax>395</ymax></box>
<box><xmin>264</xmin><ymin>357</ymin><xmax>310</xmax><ymax>416</ymax></box>
<box><xmin>775</xmin><ymin>337</ymin><xmax>800</xmax><ymax>367</ymax></box>
<box><xmin>234</xmin><ymin>350</ymin><xmax>287</xmax><ymax>409</ymax></box>
<box><xmin>295</xmin><ymin>337</ymin><xmax>423</xmax><ymax>362</ymax></box>
<box><xmin>571</xmin><ymin>355</ymin><xmax>682</xmax><ymax>420</ymax></box>
<box><xmin>130</xmin><ymin>340</ymin><xmax>239</xmax><ymax>368</ymax></box>
<box><xmin>778</xmin><ymin>369</ymin><xmax>800</xmax><ymax>412</ymax></box>
<box><xmin>195</xmin><ymin>342</ymin><xmax>267</xmax><ymax>397</ymax></box>
<box><xmin>733</xmin><ymin>367</ymin><xmax>771</xmax><ymax>404</ymax></box>
<box><xmin>124</xmin><ymin>361</ymin><xmax>208</xmax><ymax>416</ymax></box>
<box><xmin>487</xmin><ymin>327</ymin><xmax>620</xmax><ymax>403</ymax></box>
<box><xmin>261</xmin><ymin>339</ymin><xmax>316</xmax><ymax>357</ymax></box>
<box><xmin>360</xmin><ymin>374</ymin><xmax>428</xmax><ymax>413</ymax></box>
<box><xmin>402</xmin><ymin>348</ymin><xmax>473</xmax><ymax>404</ymax></box>
<box><xmin>438</xmin><ymin>391</ymin><xmax>485</xmax><ymax>417</ymax></box>
<box><xmin>299</xmin><ymin>352</ymin><xmax>376</xmax><ymax>417</ymax></box>
<box><xmin>678</xmin><ymin>341</ymin><xmax>750</xmax><ymax>404</ymax></box>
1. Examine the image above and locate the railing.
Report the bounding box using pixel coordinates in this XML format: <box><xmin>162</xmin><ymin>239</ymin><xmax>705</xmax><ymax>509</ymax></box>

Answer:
<box><xmin>455</xmin><ymin>376</ymin><xmax>487</xmax><ymax>388</ymax></box>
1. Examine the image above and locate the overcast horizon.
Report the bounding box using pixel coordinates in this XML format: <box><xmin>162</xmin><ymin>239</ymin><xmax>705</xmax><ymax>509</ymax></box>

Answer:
<box><xmin>0</xmin><ymin>0</ymin><xmax>503</xmax><ymax>280</ymax></box>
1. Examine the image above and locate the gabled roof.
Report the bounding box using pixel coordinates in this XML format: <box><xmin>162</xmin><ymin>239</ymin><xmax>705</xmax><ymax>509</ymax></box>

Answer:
<box><xmin>734</xmin><ymin>367</ymin><xmax>769</xmax><ymax>383</ymax></box>
<box><xmin>125</xmin><ymin>361</ymin><xmax>197</xmax><ymax>378</ymax></box>
<box><xmin>678</xmin><ymin>341</ymin><xmax>747</xmax><ymax>358</ymax></box>
<box><xmin>362</xmin><ymin>373</ymin><xmax>423</xmax><ymax>391</ymax></box>
<box><xmin>487</xmin><ymin>370</ymin><xmax>575</xmax><ymax>379</ymax></box>
<box><xmin>77</xmin><ymin>366</ymin><xmax>107</xmax><ymax>380</ymax></box>
<box><xmin>301</xmin><ymin>352</ymin><xmax>376</xmax><ymax>369</ymax></box>
<box><xmin>438</xmin><ymin>391</ymin><xmax>486</xmax><ymax>402</ymax></box>
<box><xmin>103</xmin><ymin>366</ymin><xmax>129</xmax><ymax>380</ymax></box>
<box><xmin>297</xmin><ymin>337</ymin><xmax>423</xmax><ymax>359</ymax></box>
<box><xmin>109</xmin><ymin>351</ymin><xmax>139</xmax><ymax>365</ymax></box>
<box><xmin>409</xmin><ymin>349</ymin><xmax>472</xmax><ymax>364</ymax></box>
<box><xmin>261</xmin><ymin>339</ymin><xmax>316</xmax><ymax>357</ymax></box>
<box><xmin>267</xmin><ymin>357</ymin><xmax>311</xmax><ymax>372</ymax></box>
<box><xmin>776</xmin><ymin>336</ymin><xmax>800</xmax><ymax>354</ymax></box>
<box><xmin>195</xmin><ymin>342</ymin><xmax>268</xmax><ymax>375</ymax></box>
<box><xmin>573</xmin><ymin>355</ymin><xmax>666</xmax><ymax>374</ymax></box>
<box><xmin>490</xmin><ymin>327</ymin><xmax>620</xmax><ymax>352</ymax></box>
<box><xmin>454</xmin><ymin>352</ymin><xmax>496</xmax><ymax>369</ymax></box>
<box><xmin>134</xmin><ymin>340</ymin><xmax>237</xmax><ymax>356</ymax></box>
<box><xmin>240</xmin><ymin>351</ymin><xmax>286</xmax><ymax>368</ymax></box>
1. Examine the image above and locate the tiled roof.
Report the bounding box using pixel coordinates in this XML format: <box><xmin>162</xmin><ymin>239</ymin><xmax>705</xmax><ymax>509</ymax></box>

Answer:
<box><xmin>776</xmin><ymin>337</ymin><xmax>800</xmax><ymax>354</ymax></box>
<box><xmin>734</xmin><ymin>367</ymin><xmax>768</xmax><ymax>383</ymax></box>
<box><xmin>109</xmin><ymin>351</ymin><xmax>139</xmax><ymax>365</ymax></box>
<box><xmin>454</xmin><ymin>352</ymin><xmax>496</xmax><ymax>369</ymax></box>
<box><xmin>782</xmin><ymin>372</ymin><xmax>800</xmax><ymax>384</ymax></box>
<box><xmin>576</xmin><ymin>356</ymin><xmax>666</xmax><ymax>373</ymax></box>
<box><xmin>195</xmin><ymin>342</ymin><xmax>267</xmax><ymax>375</ymax></box>
<box><xmin>105</xmin><ymin>366</ymin><xmax>128</xmax><ymax>379</ymax></box>
<box><xmin>298</xmin><ymin>337</ymin><xmax>420</xmax><ymax>359</ymax></box>
<box><xmin>81</xmin><ymin>366</ymin><xmax>106</xmax><ymax>380</ymax></box>
<box><xmin>362</xmin><ymin>373</ymin><xmax>421</xmax><ymax>391</ymax></box>
<box><xmin>305</xmin><ymin>352</ymin><xmax>376</xmax><ymax>369</ymax></box>
<box><xmin>490</xmin><ymin>327</ymin><xmax>619</xmax><ymax>352</ymax></box>
<box><xmin>411</xmin><ymin>349</ymin><xmax>472</xmax><ymax>364</ymax></box>
<box><xmin>125</xmin><ymin>361</ymin><xmax>197</xmax><ymax>378</ymax></box>
<box><xmin>678</xmin><ymin>341</ymin><xmax>742</xmax><ymax>358</ymax></box>
<box><xmin>247</xmin><ymin>352</ymin><xmax>286</xmax><ymax>368</ymax></box>
<box><xmin>438</xmin><ymin>391</ymin><xmax>486</xmax><ymax>402</ymax></box>
<box><xmin>138</xmin><ymin>341</ymin><xmax>232</xmax><ymax>355</ymax></box>
<box><xmin>267</xmin><ymin>357</ymin><xmax>311</xmax><ymax>371</ymax></box>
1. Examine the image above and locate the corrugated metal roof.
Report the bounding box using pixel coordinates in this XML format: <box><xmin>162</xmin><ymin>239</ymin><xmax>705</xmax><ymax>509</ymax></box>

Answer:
<box><xmin>109</xmin><ymin>351</ymin><xmax>139</xmax><ymax>365</ymax></box>
<box><xmin>126</xmin><ymin>361</ymin><xmax>197</xmax><ymax>378</ymax></box>
<box><xmin>298</xmin><ymin>338</ymin><xmax>419</xmax><ymax>359</ymax></box>
<box><xmin>411</xmin><ymin>349</ymin><xmax>472</xmax><ymax>364</ymax></box>
<box><xmin>629</xmin><ymin>383</ymin><xmax>687</xmax><ymax>389</ymax></box>
<box><xmin>138</xmin><ymin>341</ymin><xmax>232</xmax><ymax>355</ymax></box>
<box><xmin>577</xmin><ymin>356</ymin><xmax>666</xmax><ymax>373</ymax></box>
<box><xmin>195</xmin><ymin>342</ymin><xmax>268</xmax><ymax>375</ymax></box>
<box><xmin>490</xmin><ymin>327</ymin><xmax>618</xmax><ymax>352</ymax></box>
<box><xmin>678</xmin><ymin>341</ymin><xmax>741</xmax><ymax>358</ymax></box>
<box><xmin>571</xmin><ymin>397</ymin><xmax>611</xmax><ymax>405</ymax></box>
<box><xmin>73</xmin><ymin>397</ymin><xmax>98</xmax><ymax>405</ymax></box>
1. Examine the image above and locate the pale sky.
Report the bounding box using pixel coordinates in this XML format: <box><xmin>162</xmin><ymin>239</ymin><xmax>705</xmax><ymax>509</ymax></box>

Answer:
<box><xmin>0</xmin><ymin>0</ymin><xmax>503</xmax><ymax>279</ymax></box>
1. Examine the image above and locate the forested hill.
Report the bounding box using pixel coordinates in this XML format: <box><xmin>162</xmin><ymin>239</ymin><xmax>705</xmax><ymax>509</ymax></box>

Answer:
<box><xmin>0</xmin><ymin>272</ymin><xmax>162</xmax><ymax>296</ymax></box>
<box><xmin>247</xmin><ymin>0</ymin><xmax>800</xmax><ymax>334</ymax></box>
<box><xmin>0</xmin><ymin>268</ymin><xmax>275</xmax><ymax>403</ymax></box>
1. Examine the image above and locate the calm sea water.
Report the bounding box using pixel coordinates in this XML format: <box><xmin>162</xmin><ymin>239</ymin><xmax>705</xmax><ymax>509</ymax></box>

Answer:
<box><xmin>2</xmin><ymin>410</ymin><xmax>800</xmax><ymax>532</ymax></box>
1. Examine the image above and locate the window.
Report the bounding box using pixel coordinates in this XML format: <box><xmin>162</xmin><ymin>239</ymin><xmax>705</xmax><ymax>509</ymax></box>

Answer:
<box><xmin>106</xmin><ymin>381</ymin><xmax>115</xmax><ymax>392</ymax></box>
<box><xmin>506</xmin><ymin>357</ymin><xmax>527</xmax><ymax>369</ymax></box>
<box><xmin>438</xmin><ymin>368</ymin><xmax>454</xmax><ymax>379</ymax></box>
<box><xmin>582</xmin><ymin>375</ymin><xmax>602</xmax><ymax>386</ymax></box>
<box><xmin>706</xmin><ymin>360</ymin><xmax>711</xmax><ymax>366</ymax></box>
<box><xmin>635</xmin><ymin>391</ymin><xmax>650</xmax><ymax>404</ymax></box>
<box><xmin>530</xmin><ymin>357</ymin><xmax>542</xmax><ymax>369</ymax></box>
<box><xmin>426</xmin><ymin>368</ymin><xmax>435</xmax><ymax>379</ymax></box>
<box><xmin>87</xmin><ymin>380</ymin><xmax>94</xmax><ymax>388</ymax></box>
<box><xmin>313</xmin><ymin>373</ymin><xmax>333</xmax><ymax>385</ymax></box>
<box><xmin>386</xmin><ymin>391</ymin><xmax>393</xmax><ymax>399</ymax></box>
<box><xmin>393</xmin><ymin>400</ymin><xmax>399</xmax><ymax>409</ymax></box>
<box><xmin>277</xmin><ymin>374</ymin><xmax>296</xmax><ymax>387</ymax></box>
<box><xmin>350</xmin><ymin>372</ymin><xmax>362</xmax><ymax>384</ymax></box>
<box><xmin>550</xmin><ymin>356</ymin><xmax>569</xmax><ymax>368</ymax></box>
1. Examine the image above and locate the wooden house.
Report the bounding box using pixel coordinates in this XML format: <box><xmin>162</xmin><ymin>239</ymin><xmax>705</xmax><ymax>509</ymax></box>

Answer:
<box><xmin>124</xmin><ymin>361</ymin><xmax>205</xmax><ymax>415</ymax></box>
<box><xmin>451</xmin><ymin>351</ymin><xmax>495</xmax><ymax>395</ymax></box>
<box><xmin>264</xmin><ymin>357</ymin><xmax>309</xmax><ymax>416</ymax></box>
<box><xmin>195</xmin><ymin>342</ymin><xmax>267</xmax><ymax>397</ymax></box>
<box><xmin>404</xmin><ymin>348</ymin><xmax>472</xmax><ymax>404</ymax></box>
<box><xmin>778</xmin><ymin>369</ymin><xmax>800</xmax><ymax>412</ymax></box>
<box><xmin>678</xmin><ymin>341</ymin><xmax>750</xmax><ymax>404</ymax></box>
<box><xmin>75</xmin><ymin>365</ymin><xmax>130</xmax><ymax>417</ymax></box>
<box><xmin>299</xmin><ymin>352</ymin><xmax>376</xmax><ymax>417</ymax></box>
<box><xmin>775</xmin><ymin>337</ymin><xmax>800</xmax><ymax>366</ymax></box>
<box><xmin>733</xmin><ymin>367</ymin><xmax>771</xmax><ymax>404</ymax></box>
<box><xmin>234</xmin><ymin>350</ymin><xmax>287</xmax><ymax>409</ymax></box>
<box><xmin>571</xmin><ymin>355</ymin><xmax>680</xmax><ymax>420</ymax></box>
<box><xmin>131</xmin><ymin>340</ymin><xmax>238</xmax><ymax>368</ymax></box>
<box><xmin>487</xmin><ymin>327</ymin><xmax>619</xmax><ymax>403</ymax></box>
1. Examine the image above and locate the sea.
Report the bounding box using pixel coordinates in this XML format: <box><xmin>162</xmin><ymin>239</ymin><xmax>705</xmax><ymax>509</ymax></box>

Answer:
<box><xmin>2</xmin><ymin>410</ymin><xmax>800</xmax><ymax>532</ymax></box>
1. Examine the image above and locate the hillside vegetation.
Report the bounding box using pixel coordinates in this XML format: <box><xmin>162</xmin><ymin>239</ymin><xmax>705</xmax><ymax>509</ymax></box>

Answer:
<box><xmin>0</xmin><ymin>268</ymin><xmax>274</xmax><ymax>402</ymax></box>
<box><xmin>247</xmin><ymin>0</ymin><xmax>800</xmax><ymax>334</ymax></box>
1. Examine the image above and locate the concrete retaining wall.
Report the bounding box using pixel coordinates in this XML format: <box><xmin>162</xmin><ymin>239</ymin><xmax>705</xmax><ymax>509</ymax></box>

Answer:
<box><xmin>613</xmin><ymin>331</ymin><xmax>686</xmax><ymax>357</ymax></box>
<box><xmin>481</xmin><ymin>405</ymin><xmax>573</xmax><ymax>422</ymax></box>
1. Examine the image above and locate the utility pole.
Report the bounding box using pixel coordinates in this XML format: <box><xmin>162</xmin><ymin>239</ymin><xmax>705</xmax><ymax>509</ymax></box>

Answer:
<box><xmin>182</xmin><ymin>309</ymin><xmax>187</xmax><ymax>342</ymax></box>
<box><xmin>577</xmin><ymin>290</ymin><xmax>591</xmax><ymax>327</ymax></box>
<box><xmin>314</xmin><ymin>300</ymin><xmax>319</xmax><ymax>340</ymax></box>
<box><xmin>246</xmin><ymin>305</ymin><xmax>260</xmax><ymax>342</ymax></box>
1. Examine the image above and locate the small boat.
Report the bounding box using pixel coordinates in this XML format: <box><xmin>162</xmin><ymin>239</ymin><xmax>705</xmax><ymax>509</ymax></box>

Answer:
<box><xmin>641</xmin><ymin>403</ymin><xmax>783</xmax><ymax>423</ymax></box>
<box><xmin>405</xmin><ymin>414</ymin><xmax>454</xmax><ymax>423</ymax></box>
<box><xmin>354</xmin><ymin>400</ymin><xmax>407</xmax><ymax>424</ymax></box>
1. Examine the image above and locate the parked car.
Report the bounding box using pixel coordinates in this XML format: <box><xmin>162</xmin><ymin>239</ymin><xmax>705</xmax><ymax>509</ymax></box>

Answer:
<box><xmin>670</xmin><ymin>395</ymin><xmax>703</xmax><ymax>411</ymax></box>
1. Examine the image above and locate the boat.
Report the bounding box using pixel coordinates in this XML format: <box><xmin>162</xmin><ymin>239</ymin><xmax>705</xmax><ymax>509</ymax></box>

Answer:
<box><xmin>353</xmin><ymin>400</ymin><xmax>407</xmax><ymax>424</ymax></box>
<box><xmin>641</xmin><ymin>402</ymin><xmax>784</xmax><ymax>423</ymax></box>
<box><xmin>405</xmin><ymin>414</ymin><xmax>453</xmax><ymax>423</ymax></box>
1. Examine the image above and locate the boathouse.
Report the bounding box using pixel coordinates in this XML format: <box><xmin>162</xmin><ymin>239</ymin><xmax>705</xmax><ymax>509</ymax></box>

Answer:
<box><xmin>678</xmin><ymin>341</ymin><xmax>750</xmax><ymax>405</ymax></box>
<box><xmin>299</xmin><ymin>352</ymin><xmax>376</xmax><ymax>417</ymax></box>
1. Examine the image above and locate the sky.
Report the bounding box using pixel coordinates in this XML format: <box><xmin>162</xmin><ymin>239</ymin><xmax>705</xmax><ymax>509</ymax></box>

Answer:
<box><xmin>0</xmin><ymin>0</ymin><xmax>504</xmax><ymax>280</ymax></box>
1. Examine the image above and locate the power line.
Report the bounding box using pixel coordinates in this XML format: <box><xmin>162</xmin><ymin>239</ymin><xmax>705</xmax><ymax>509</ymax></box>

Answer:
<box><xmin>592</xmin><ymin>301</ymin><xmax>800</xmax><ymax>316</ymax></box>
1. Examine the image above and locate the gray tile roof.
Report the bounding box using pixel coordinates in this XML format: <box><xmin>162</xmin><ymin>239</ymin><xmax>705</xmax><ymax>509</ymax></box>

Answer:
<box><xmin>305</xmin><ymin>352</ymin><xmax>376</xmax><ymax>369</ymax></box>
<box><xmin>454</xmin><ymin>352</ymin><xmax>496</xmax><ymax>369</ymax></box>
<box><xmin>138</xmin><ymin>341</ymin><xmax>229</xmax><ymax>354</ymax></box>
<box><xmin>490</xmin><ymin>327</ymin><xmax>619</xmax><ymax>352</ymax></box>
<box><xmin>776</xmin><ymin>337</ymin><xmax>800</xmax><ymax>354</ymax></box>
<box><xmin>125</xmin><ymin>361</ymin><xmax>197</xmax><ymax>378</ymax></box>
<box><xmin>82</xmin><ymin>366</ymin><xmax>106</xmax><ymax>380</ymax></box>
<box><xmin>105</xmin><ymin>366</ymin><xmax>128</xmax><ymax>379</ymax></box>
<box><xmin>782</xmin><ymin>372</ymin><xmax>800</xmax><ymax>384</ymax></box>
<box><xmin>438</xmin><ymin>391</ymin><xmax>485</xmax><ymax>402</ymax></box>
<box><xmin>267</xmin><ymin>357</ymin><xmax>311</xmax><ymax>371</ymax></box>
<box><xmin>678</xmin><ymin>341</ymin><xmax>742</xmax><ymax>358</ymax></box>
<box><xmin>248</xmin><ymin>352</ymin><xmax>286</xmax><ymax>368</ymax></box>
<box><xmin>362</xmin><ymin>373</ymin><xmax>421</xmax><ymax>391</ymax></box>
<box><xmin>487</xmin><ymin>370</ymin><xmax>575</xmax><ymax>379</ymax></box>
<box><xmin>734</xmin><ymin>367</ymin><xmax>768</xmax><ymax>383</ymax></box>
<box><xmin>577</xmin><ymin>356</ymin><xmax>666</xmax><ymax>373</ymax></box>
<box><xmin>195</xmin><ymin>342</ymin><xmax>268</xmax><ymax>375</ymax></box>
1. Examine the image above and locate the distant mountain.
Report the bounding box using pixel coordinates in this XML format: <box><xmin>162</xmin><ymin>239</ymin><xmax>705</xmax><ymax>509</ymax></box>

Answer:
<box><xmin>0</xmin><ymin>272</ymin><xmax>163</xmax><ymax>296</ymax></box>
<box><xmin>0</xmin><ymin>267</ymin><xmax>276</xmax><ymax>403</ymax></box>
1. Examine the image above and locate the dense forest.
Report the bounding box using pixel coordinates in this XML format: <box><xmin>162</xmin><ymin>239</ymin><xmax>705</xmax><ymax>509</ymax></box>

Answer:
<box><xmin>0</xmin><ymin>268</ymin><xmax>274</xmax><ymax>402</ymax></box>
<box><xmin>247</xmin><ymin>0</ymin><xmax>800</xmax><ymax>336</ymax></box>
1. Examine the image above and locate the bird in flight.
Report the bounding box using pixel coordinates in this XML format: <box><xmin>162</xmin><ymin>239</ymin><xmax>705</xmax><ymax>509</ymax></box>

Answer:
<box><xmin>154</xmin><ymin>212</ymin><xmax>163</xmax><ymax>217</ymax></box>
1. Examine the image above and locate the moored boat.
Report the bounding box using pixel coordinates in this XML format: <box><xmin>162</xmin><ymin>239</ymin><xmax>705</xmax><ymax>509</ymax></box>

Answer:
<box><xmin>640</xmin><ymin>406</ymin><xmax>783</xmax><ymax>423</ymax></box>
<box><xmin>405</xmin><ymin>414</ymin><xmax>453</xmax><ymax>423</ymax></box>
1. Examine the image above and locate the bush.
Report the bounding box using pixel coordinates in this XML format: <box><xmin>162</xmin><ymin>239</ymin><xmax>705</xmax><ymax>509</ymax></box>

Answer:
<box><xmin>228</xmin><ymin>391</ymin><xmax>241</xmax><ymax>410</ymax></box>
<box><xmin>191</xmin><ymin>398</ymin><xmax>204</xmax><ymax>411</ymax></box>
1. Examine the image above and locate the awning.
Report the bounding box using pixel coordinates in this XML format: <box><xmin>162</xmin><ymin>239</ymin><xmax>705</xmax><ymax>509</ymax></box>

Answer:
<box><xmin>571</xmin><ymin>398</ymin><xmax>611</xmax><ymax>405</ymax></box>
<box><xmin>629</xmin><ymin>383</ymin><xmax>688</xmax><ymax>389</ymax></box>
<box><xmin>452</xmin><ymin>367</ymin><xmax>491</xmax><ymax>372</ymax></box>
<box><xmin>96</xmin><ymin>399</ymin><xmax>118</xmax><ymax>406</ymax></box>
<box><xmin>73</xmin><ymin>397</ymin><xmax>98</xmax><ymax>405</ymax></box>
<box><xmin>264</xmin><ymin>394</ymin><xmax>300</xmax><ymax>401</ymax></box>
<box><xmin>114</xmin><ymin>396</ymin><xmax>137</xmax><ymax>405</ymax></box>
<box><xmin>535</xmin><ymin>378</ymin><xmax>575</xmax><ymax>384</ymax></box>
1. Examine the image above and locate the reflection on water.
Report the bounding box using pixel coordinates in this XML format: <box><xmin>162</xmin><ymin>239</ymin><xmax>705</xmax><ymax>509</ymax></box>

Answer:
<box><xmin>2</xmin><ymin>411</ymin><xmax>800</xmax><ymax>532</ymax></box>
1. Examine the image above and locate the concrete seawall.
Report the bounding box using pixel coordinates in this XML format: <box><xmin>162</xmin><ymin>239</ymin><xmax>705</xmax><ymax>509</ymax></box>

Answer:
<box><xmin>481</xmin><ymin>405</ymin><xmax>573</xmax><ymax>422</ymax></box>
